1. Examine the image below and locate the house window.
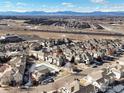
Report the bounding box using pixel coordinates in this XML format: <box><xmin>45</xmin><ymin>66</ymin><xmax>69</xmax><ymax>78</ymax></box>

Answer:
<box><xmin>71</xmin><ymin>86</ymin><xmax>75</xmax><ymax>92</ymax></box>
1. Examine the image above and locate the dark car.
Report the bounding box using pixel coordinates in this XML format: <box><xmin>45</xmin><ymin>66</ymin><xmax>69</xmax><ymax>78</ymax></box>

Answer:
<box><xmin>40</xmin><ymin>77</ymin><xmax>54</xmax><ymax>85</ymax></box>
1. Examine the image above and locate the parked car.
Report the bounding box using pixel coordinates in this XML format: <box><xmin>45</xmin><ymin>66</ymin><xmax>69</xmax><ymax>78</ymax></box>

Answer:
<box><xmin>41</xmin><ymin>77</ymin><xmax>54</xmax><ymax>85</ymax></box>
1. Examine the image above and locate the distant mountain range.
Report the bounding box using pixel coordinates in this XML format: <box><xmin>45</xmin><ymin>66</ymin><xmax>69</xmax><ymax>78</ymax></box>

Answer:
<box><xmin>0</xmin><ymin>11</ymin><xmax>124</xmax><ymax>16</ymax></box>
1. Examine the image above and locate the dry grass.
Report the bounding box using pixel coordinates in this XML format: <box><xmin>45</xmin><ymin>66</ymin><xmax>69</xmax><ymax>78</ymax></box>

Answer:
<box><xmin>0</xmin><ymin>30</ymin><xmax>122</xmax><ymax>41</ymax></box>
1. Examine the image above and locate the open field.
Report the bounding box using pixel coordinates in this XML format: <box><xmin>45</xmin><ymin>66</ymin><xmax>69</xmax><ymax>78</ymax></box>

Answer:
<box><xmin>0</xmin><ymin>30</ymin><xmax>123</xmax><ymax>40</ymax></box>
<box><xmin>0</xmin><ymin>16</ymin><xmax>124</xmax><ymax>40</ymax></box>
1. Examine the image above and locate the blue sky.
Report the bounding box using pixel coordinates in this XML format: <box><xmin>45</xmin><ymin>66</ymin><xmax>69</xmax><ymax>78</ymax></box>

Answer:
<box><xmin>0</xmin><ymin>0</ymin><xmax>124</xmax><ymax>12</ymax></box>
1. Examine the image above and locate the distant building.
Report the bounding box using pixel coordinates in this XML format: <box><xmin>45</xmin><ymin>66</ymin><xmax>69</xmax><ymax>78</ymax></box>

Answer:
<box><xmin>0</xmin><ymin>34</ymin><xmax>24</xmax><ymax>43</ymax></box>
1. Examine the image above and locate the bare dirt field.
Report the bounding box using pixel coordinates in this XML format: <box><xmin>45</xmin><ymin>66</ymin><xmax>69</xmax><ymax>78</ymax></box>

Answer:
<box><xmin>0</xmin><ymin>30</ymin><xmax>123</xmax><ymax>40</ymax></box>
<box><xmin>0</xmin><ymin>17</ymin><xmax>124</xmax><ymax>40</ymax></box>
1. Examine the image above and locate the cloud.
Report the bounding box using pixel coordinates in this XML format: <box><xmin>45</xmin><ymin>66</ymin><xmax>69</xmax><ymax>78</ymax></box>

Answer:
<box><xmin>16</xmin><ymin>2</ymin><xmax>27</xmax><ymax>6</ymax></box>
<box><xmin>91</xmin><ymin>0</ymin><xmax>107</xmax><ymax>4</ymax></box>
<box><xmin>98</xmin><ymin>4</ymin><xmax>124</xmax><ymax>12</ymax></box>
<box><xmin>62</xmin><ymin>2</ymin><xmax>74</xmax><ymax>7</ymax></box>
<box><xmin>3</xmin><ymin>1</ymin><xmax>13</xmax><ymax>8</ymax></box>
<box><xmin>1</xmin><ymin>0</ymin><xmax>124</xmax><ymax>12</ymax></box>
<box><xmin>1</xmin><ymin>1</ymin><xmax>28</xmax><ymax>12</ymax></box>
<box><xmin>3</xmin><ymin>1</ymin><xmax>26</xmax><ymax>8</ymax></box>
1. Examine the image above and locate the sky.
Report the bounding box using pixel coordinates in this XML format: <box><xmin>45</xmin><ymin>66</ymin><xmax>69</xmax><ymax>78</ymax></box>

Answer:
<box><xmin>0</xmin><ymin>0</ymin><xmax>124</xmax><ymax>12</ymax></box>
